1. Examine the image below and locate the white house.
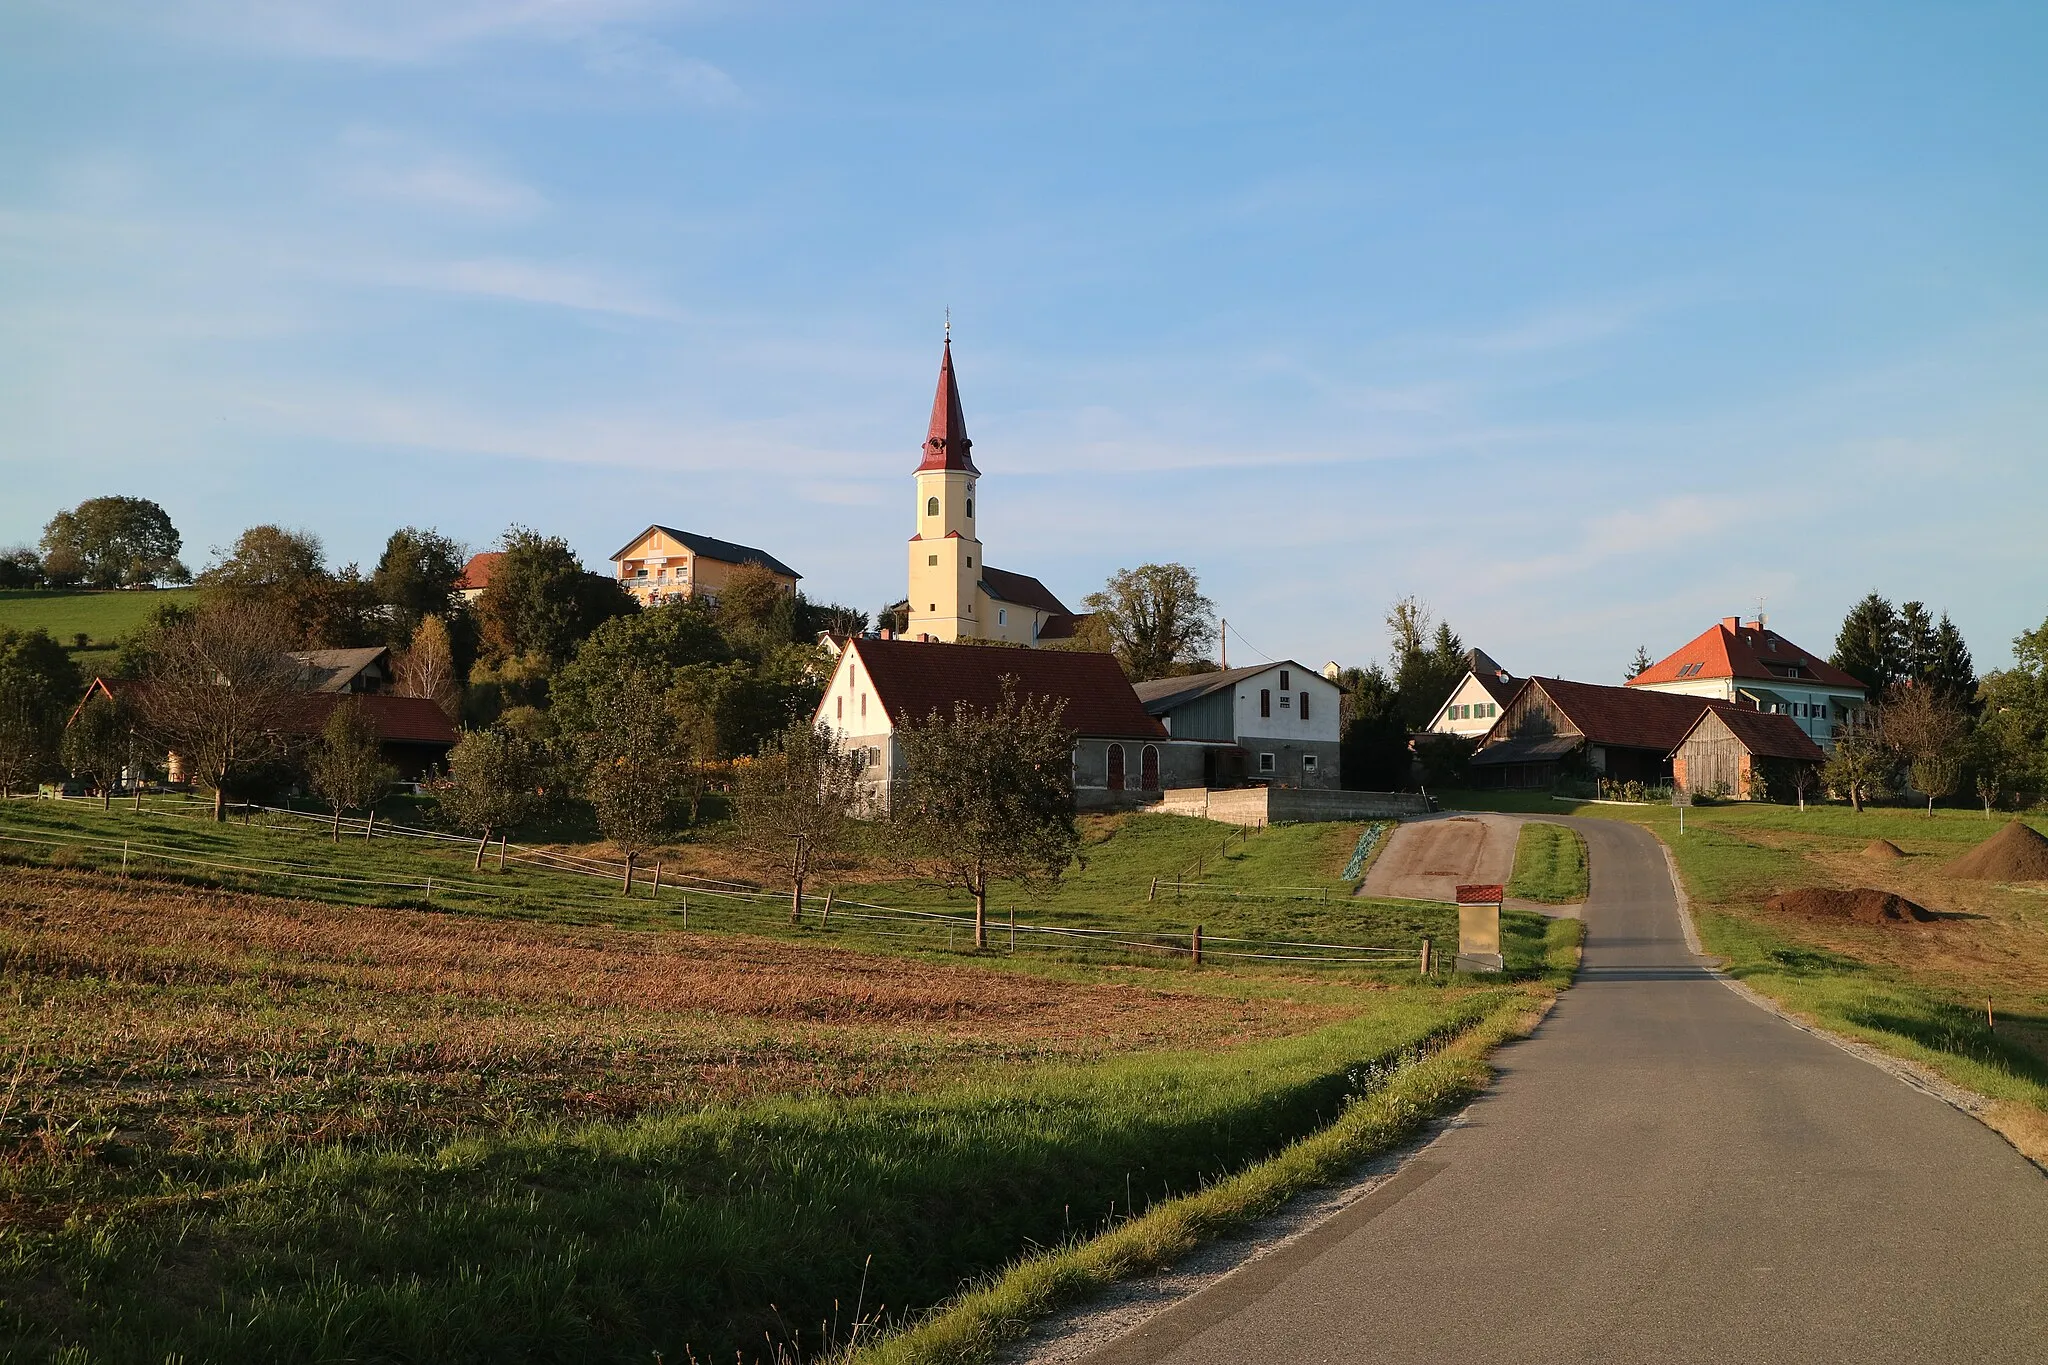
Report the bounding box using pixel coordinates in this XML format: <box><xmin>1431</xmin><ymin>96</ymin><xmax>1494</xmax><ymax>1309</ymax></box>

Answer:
<box><xmin>1424</xmin><ymin>649</ymin><xmax>1519</xmax><ymax>739</ymax></box>
<box><xmin>1131</xmin><ymin>662</ymin><xmax>1343</xmax><ymax>789</ymax></box>
<box><xmin>814</xmin><ymin>637</ymin><xmax>1205</xmax><ymax>811</ymax></box>
<box><xmin>1626</xmin><ymin>617</ymin><xmax>1867</xmax><ymax>752</ymax></box>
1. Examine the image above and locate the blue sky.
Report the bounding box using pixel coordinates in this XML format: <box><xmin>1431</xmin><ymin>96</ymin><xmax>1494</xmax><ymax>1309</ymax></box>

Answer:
<box><xmin>3</xmin><ymin>1</ymin><xmax>2043</xmax><ymax>680</ymax></box>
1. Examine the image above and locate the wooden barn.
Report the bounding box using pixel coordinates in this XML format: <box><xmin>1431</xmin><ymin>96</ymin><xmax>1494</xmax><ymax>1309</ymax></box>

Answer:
<box><xmin>1468</xmin><ymin>677</ymin><xmax>1756</xmax><ymax>790</ymax></box>
<box><xmin>1670</xmin><ymin>707</ymin><xmax>1825</xmax><ymax>800</ymax></box>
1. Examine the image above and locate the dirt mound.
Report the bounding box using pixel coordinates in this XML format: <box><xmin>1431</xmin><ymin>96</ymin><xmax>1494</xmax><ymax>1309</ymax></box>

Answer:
<box><xmin>1862</xmin><ymin>839</ymin><xmax>1906</xmax><ymax>860</ymax></box>
<box><xmin>1945</xmin><ymin>820</ymin><xmax>2048</xmax><ymax>881</ymax></box>
<box><xmin>1766</xmin><ymin>887</ymin><xmax>1936</xmax><ymax>925</ymax></box>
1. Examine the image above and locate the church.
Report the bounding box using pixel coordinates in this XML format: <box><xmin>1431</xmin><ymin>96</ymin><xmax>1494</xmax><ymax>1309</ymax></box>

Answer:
<box><xmin>905</xmin><ymin>335</ymin><xmax>1083</xmax><ymax>646</ymax></box>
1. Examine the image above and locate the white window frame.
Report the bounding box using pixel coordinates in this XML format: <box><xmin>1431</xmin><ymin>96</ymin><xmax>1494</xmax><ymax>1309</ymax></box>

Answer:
<box><xmin>1302</xmin><ymin>754</ymin><xmax>1318</xmax><ymax>773</ymax></box>
<box><xmin>1258</xmin><ymin>752</ymin><xmax>1276</xmax><ymax>774</ymax></box>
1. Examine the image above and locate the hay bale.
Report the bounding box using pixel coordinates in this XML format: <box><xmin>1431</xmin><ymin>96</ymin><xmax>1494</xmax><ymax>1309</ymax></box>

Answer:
<box><xmin>1945</xmin><ymin>820</ymin><xmax>2048</xmax><ymax>881</ymax></box>
<box><xmin>1765</xmin><ymin>887</ymin><xmax>1936</xmax><ymax>925</ymax></box>
<box><xmin>1862</xmin><ymin>839</ymin><xmax>1906</xmax><ymax>860</ymax></box>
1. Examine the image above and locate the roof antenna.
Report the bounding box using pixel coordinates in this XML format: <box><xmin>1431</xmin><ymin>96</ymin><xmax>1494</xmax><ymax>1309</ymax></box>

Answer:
<box><xmin>1753</xmin><ymin>595</ymin><xmax>1768</xmax><ymax>630</ymax></box>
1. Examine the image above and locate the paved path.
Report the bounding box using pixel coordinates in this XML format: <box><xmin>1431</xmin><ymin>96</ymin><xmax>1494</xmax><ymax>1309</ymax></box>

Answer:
<box><xmin>1078</xmin><ymin>817</ymin><xmax>2048</xmax><ymax>1365</ymax></box>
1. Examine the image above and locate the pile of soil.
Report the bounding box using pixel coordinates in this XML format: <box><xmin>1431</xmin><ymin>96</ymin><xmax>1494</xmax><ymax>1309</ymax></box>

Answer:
<box><xmin>1945</xmin><ymin>820</ymin><xmax>2048</xmax><ymax>881</ymax></box>
<box><xmin>1862</xmin><ymin>839</ymin><xmax>1906</xmax><ymax>860</ymax></box>
<box><xmin>1766</xmin><ymin>887</ymin><xmax>1936</xmax><ymax>925</ymax></box>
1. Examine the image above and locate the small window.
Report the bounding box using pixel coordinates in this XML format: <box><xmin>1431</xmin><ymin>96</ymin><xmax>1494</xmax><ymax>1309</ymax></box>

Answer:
<box><xmin>966</xmin><ymin>556</ymin><xmax>972</xmax><ymax>567</ymax></box>
<box><xmin>860</xmin><ymin>694</ymin><xmax>867</xmax><ymax>718</ymax></box>
<box><xmin>1260</xmin><ymin>689</ymin><xmax>1271</xmax><ymax>718</ymax></box>
<box><xmin>1300</xmin><ymin>692</ymin><xmax>1309</xmax><ymax>719</ymax></box>
<box><xmin>929</xmin><ymin>603</ymin><xmax>936</xmax><ymax>611</ymax></box>
<box><xmin>1258</xmin><ymin>752</ymin><xmax>1276</xmax><ymax>774</ymax></box>
<box><xmin>1302</xmin><ymin>754</ymin><xmax>1317</xmax><ymax>773</ymax></box>
<box><xmin>1280</xmin><ymin>693</ymin><xmax>1291</xmax><ymax>709</ymax></box>
<box><xmin>966</xmin><ymin>498</ymin><xmax>973</xmax><ymax>517</ymax></box>
<box><xmin>1488</xmin><ymin>703</ymin><xmax>1497</xmax><ymax>717</ymax></box>
<box><xmin>928</xmin><ymin>554</ymin><xmax>938</xmax><ymax>567</ymax></box>
<box><xmin>1279</xmin><ymin>670</ymin><xmax>1290</xmax><ymax>691</ymax></box>
<box><xmin>998</xmin><ymin>609</ymin><xmax>1007</xmax><ymax>626</ymax></box>
<box><xmin>635</xmin><ymin>568</ymin><xmax>648</xmax><ymax>578</ymax></box>
<box><xmin>836</xmin><ymin>697</ymin><xmax>843</xmax><ymax>720</ymax></box>
<box><xmin>927</xmin><ymin>496</ymin><xmax>939</xmax><ymax>517</ymax></box>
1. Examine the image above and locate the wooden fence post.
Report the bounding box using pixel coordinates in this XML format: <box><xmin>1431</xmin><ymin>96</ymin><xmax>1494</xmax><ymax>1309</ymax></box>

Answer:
<box><xmin>498</xmin><ymin>835</ymin><xmax>507</xmax><ymax>872</ymax></box>
<box><xmin>1419</xmin><ymin>936</ymin><xmax>1432</xmax><ymax>976</ymax></box>
<box><xmin>1192</xmin><ymin>924</ymin><xmax>1203</xmax><ymax>965</ymax></box>
<box><xmin>1148</xmin><ymin>877</ymin><xmax>1158</xmax><ymax>902</ymax></box>
<box><xmin>822</xmin><ymin>888</ymin><xmax>834</xmax><ymax>927</ymax></box>
<box><xmin>653</xmin><ymin>862</ymin><xmax>663</xmax><ymax>897</ymax></box>
<box><xmin>622</xmin><ymin>854</ymin><xmax>634</xmax><ymax>897</ymax></box>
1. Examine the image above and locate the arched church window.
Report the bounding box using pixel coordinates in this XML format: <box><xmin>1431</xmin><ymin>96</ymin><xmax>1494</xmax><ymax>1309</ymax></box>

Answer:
<box><xmin>1141</xmin><ymin>745</ymin><xmax>1159</xmax><ymax>791</ymax></box>
<box><xmin>1106</xmin><ymin>744</ymin><xmax>1126</xmax><ymax>792</ymax></box>
<box><xmin>927</xmin><ymin>497</ymin><xmax>939</xmax><ymax>517</ymax></box>
<box><xmin>966</xmin><ymin>498</ymin><xmax>974</xmax><ymax>517</ymax></box>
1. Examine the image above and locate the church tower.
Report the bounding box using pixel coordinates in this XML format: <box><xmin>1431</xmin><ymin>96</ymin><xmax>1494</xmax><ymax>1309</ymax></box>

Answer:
<box><xmin>906</xmin><ymin>334</ymin><xmax>983</xmax><ymax>642</ymax></box>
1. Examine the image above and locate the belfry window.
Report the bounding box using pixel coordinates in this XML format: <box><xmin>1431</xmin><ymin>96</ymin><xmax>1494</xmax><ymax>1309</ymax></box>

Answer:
<box><xmin>927</xmin><ymin>497</ymin><xmax>939</xmax><ymax>517</ymax></box>
<box><xmin>966</xmin><ymin>498</ymin><xmax>974</xmax><ymax>517</ymax></box>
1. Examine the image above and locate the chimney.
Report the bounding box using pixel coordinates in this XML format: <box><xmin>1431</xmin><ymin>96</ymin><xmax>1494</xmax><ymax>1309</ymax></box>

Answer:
<box><xmin>1721</xmin><ymin>616</ymin><xmax>1740</xmax><ymax>632</ymax></box>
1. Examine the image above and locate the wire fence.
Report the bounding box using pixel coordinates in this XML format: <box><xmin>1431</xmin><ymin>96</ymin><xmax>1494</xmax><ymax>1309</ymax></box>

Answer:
<box><xmin>0</xmin><ymin>800</ymin><xmax>1430</xmax><ymax>970</ymax></box>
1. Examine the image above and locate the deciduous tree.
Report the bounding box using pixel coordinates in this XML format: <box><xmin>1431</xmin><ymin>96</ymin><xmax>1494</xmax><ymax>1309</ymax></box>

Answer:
<box><xmin>372</xmin><ymin>527</ymin><xmax>467</xmax><ymax>641</ymax></box>
<box><xmin>442</xmin><ymin>728</ymin><xmax>541</xmax><ymax>869</ymax></box>
<box><xmin>731</xmin><ymin>720</ymin><xmax>864</xmax><ymax>922</ymax></box>
<box><xmin>894</xmin><ymin>680</ymin><xmax>1080</xmax><ymax>949</ymax></box>
<box><xmin>306</xmin><ymin>697</ymin><xmax>396</xmax><ymax>840</ymax></box>
<box><xmin>394</xmin><ymin>615</ymin><xmax>462</xmax><ymax>720</ymax></box>
<box><xmin>1082</xmin><ymin>564</ymin><xmax>1216</xmax><ymax>681</ymax></box>
<box><xmin>1882</xmin><ymin>682</ymin><xmax>1969</xmax><ymax>817</ymax></box>
<box><xmin>1823</xmin><ymin>713</ymin><xmax>1895</xmax><ymax>813</ymax></box>
<box><xmin>138</xmin><ymin>601</ymin><xmax>304</xmax><ymax>821</ymax></box>
<box><xmin>580</xmin><ymin>688</ymin><xmax>698</xmax><ymax>875</ymax></box>
<box><xmin>475</xmin><ymin>527</ymin><xmax>635</xmax><ymax>670</ymax></box>
<box><xmin>62</xmin><ymin>690</ymin><xmax>134</xmax><ymax>809</ymax></box>
<box><xmin>38</xmin><ymin>496</ymin><xmax>188</xmax><ymax>588</ymax></box>
<box><xmin>0</xmin><ymin>628</ymin><xmax>82</xmax><ymax>796</ymax></box>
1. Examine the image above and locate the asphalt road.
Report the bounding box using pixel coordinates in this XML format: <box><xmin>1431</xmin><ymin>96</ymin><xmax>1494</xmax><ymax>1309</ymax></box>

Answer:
<box><xmin>1078</xmin><ymin>817</ymin><xmax>2048</xmax><ymax>1365</ymax></box>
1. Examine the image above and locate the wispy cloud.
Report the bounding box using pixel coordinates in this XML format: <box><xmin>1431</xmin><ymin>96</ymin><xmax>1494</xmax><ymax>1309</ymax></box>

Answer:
<box><xmin>1459</xmin><ymin>298</ymin><xmax>1656</xmax><ymax>354</ymax></box>
<box><xmin>331</xmin><ymin>130</ymin><xmax>546</xmax><ymax>216</ymax></box>
<box><xmin>384</xmin><ymin>256</ymin><xmax>678</xmax><ymax>317</ymax></box>
<box><xmin>580</xmin><ymin>31</ymin><xmax>740</xmax><ymax>104</ymax></box>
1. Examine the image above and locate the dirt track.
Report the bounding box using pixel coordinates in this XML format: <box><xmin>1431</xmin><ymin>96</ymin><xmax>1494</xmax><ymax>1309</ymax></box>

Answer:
<box><xmin>1361</xmin><ymin>813</ymin><xmax>1527</xmax><ymax>904</ymax></box>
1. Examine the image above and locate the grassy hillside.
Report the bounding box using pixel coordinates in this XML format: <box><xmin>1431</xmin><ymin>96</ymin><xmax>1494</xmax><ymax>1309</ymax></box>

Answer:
<box><xmin>0</xmin><ymin>587</ymin><xmax>197</xmax><ymax>644</ymax></box>
<box><xmin>0</xmin><ymin>804</ymin><xmax>1575</xmax><ymax>1363</ymax></box>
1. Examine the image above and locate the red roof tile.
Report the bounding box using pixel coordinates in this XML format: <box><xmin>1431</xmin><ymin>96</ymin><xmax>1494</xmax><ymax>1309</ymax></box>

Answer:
<box><xmin>1503</xmin><ymin>677</ymin><xmax>1756</xmax><ymax>753</ymax></box>
<box><xmin>78</xmin><ymin>680</ymin><xmax>457</xmax><ymax>748</ymax></box>
<box><xmin>456</xmin><ymin>551</ymin><xmax>504</xmax><ymax>592</ymax></box>
<box><xmin>980</xmin><ymin>566</ymin><xmax>1073</xmax><ymax>617</ymax></box>
<box><xmin>1678</xmin><ymin>707</ymin><xmax>1826</xmax><ymax>762</ymax></box>
<box><xmin>1628</xmin><ymin>619</ymin><xmax>1864</xmax><ymax>692</ymax></box>
<box><xmin>845</xmin><ymin>638</ymin><xmax>1166</xmax><ymax>740</ymax></box>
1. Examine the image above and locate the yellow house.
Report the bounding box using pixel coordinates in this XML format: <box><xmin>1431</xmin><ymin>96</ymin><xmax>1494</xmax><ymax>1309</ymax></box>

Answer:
<box><xmin>906</xmin><ymin>336</ymin><xmax>1081</xmax><ymax>646</ymax></box>
<box><xmin>609</xmin><ymin>526</ymin><xmax>801</xmax><ymax>607</ymax></box>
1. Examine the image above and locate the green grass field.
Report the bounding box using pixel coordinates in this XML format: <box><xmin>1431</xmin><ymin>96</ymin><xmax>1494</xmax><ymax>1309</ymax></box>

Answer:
<box><xmin>1440</xmin><ymin>790</ymin><xmax>2048</xmax><ymax>1135</ymax></box>
<box><xmin>0</xmin><ymin>800</ymin><xmax>1578</xmax><ymax>1363</ymax></box>
<box><xmin>0</xmin><ymin>587</ymin><xmax>197</xmax><ymax>646</ymax></box>
<box><xmin>1506</xmin><ymin>821</ymin><xmax>1589</xmax><ymax>904</ymax></box>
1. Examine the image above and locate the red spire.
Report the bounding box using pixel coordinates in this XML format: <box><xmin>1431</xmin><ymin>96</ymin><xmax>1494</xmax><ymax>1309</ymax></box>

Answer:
<box><xmin>919</xmin><ymin>337</ymin><xmax>978</xmax><ymax>473</ymax></box>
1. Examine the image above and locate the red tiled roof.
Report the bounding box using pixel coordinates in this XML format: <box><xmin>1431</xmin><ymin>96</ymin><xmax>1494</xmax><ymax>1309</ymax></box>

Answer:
<box><xmin>77</xmin><ymin>679</ymin><xmax>457</xmax><ymax>748</ymax></box>
<box><xmin>1506</xmin><ymin>677</ymin><xmax>1755</xmax><ymax>754</ymax></box>
<box><xmin>456</xmin><ymin>551</ymin><xmax>504</xmax><ymax>592</ymax></box>
<box><xmin>918</xmin><ymin>338</ymin><xmax>979</xmax><ymax>474</ymax></box>
<box><xmin>846</xmin><ymin>637</ymin><xmax>1166</xmax><ymax>740</ymax></box>
<box><xmin>305</xmin><ymin>693</ymin><xmax>460</xmax><ymax>747</ymax></box>
<box><xmin>1678</xmin><ymin>707</ymin><xmax>1826</xmax><ymax>763</ymax></box>
<box><xmin>1627</xmin><ymin>619</ymin><xmax>1864</xmax><ymax>692</ymax></box>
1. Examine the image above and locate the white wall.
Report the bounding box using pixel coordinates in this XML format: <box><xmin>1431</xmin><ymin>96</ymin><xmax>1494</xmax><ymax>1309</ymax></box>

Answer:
<box><xmin>1230</xmin><ymin>663</ymin><xmax>1342</xmax><ymax>744</ymax></box>
<box><xmin>1428</xmin><ymin>673</ymin><xmax>1508</xmax><ymax>736</ymax></box>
